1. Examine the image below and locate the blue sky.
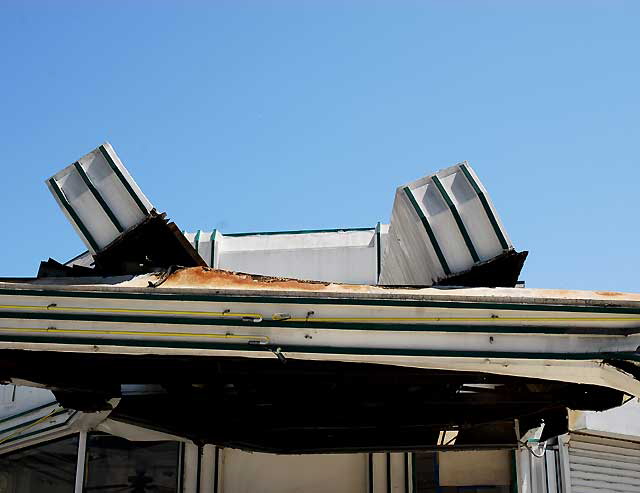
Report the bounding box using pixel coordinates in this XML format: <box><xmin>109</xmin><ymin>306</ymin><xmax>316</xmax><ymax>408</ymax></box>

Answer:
<box><xmin>1</xmin><ymin>1</ymin><xmax>638</xmax><ymax>292</ymax></box>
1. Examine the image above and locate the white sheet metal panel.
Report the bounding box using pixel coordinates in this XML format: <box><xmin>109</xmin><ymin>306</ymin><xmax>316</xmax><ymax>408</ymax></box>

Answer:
<box><xmin>518</xmin><ymin>446</ymin><xmax>563</xmax><ymax>493</ymax></box>
<box><xmin>569</xmin><ymin>398</ymin><xmax>640</xmax><ymax>442</ymax></box>
<box><xmin>47</xmin><ymin>142</ymin><xmax>153</xmax><ymax>254</ymax></box>
<box><xmin>568</xmin><ymin>433</ymin><xmax>640</xmax><ymax>492</ymax></box>
<box><xmin>184</xmin><ymin>228</ymin><xmax>382</xmax><ymax>284</ymax></box>
<box><xmin>379</xmin><ymin>162</ymin><xmax>512</xmax><ymax>286</ymax></box>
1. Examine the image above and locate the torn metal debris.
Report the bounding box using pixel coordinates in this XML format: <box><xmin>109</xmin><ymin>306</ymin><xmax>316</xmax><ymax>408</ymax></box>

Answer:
<box><xmin>44</xmin><ymin>144</ymin><xmax>525</xmax><ymax>287</ymax></box>
<box><xmin>45</xmin><ymin>143</ymin><xmax>205</xmax><ymax>276</ymax></box>
<box><xmin>380</xmin><ymin>162</ymin><xmax>524</xmax><ymax>287</ymax></box>
<box><xmin>1</xmin><ymin>142</ymin><xmax>636</xmax><ymax>455</ymax></box>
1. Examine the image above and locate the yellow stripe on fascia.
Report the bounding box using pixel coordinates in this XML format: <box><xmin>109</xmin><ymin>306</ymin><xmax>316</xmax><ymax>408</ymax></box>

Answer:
<box><xmin>0</xmin><ymin>327</ymin><xmax>269</xmax><ymax>343</ymax></box>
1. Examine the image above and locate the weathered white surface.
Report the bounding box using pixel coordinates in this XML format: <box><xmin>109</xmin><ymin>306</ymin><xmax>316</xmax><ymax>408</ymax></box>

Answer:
<box><xmin>184</xmin><ymin>228</ymin><xmax>384</xmax><ymax>284</ymax></box>
<box><xmin>47</xmin><ymin>142</ymin><xmax>152</xmax><ymax>253</ymax></box>
<box><xmin>0</xmin><ymin>385</ymin><xmax>55</xmax><ymax>418</ymax></box>
<box><xmin>569</xmin><ymin>398</ymin><xmax>640</xmax><ymax>441</ymax></box>
<box><xmin>380</xmin><ymin>162</ymin><xmax>512</xmax><ymax>286</ymax></box>
<box><xmin>567</xmin><ymin>433</ymin><xmax>640</xmax><ymax>492</ymax></box>
<box><xmin>2</xmin><ymin>273</ymin><xmax>640</xmax><ymax>397</ymax></box>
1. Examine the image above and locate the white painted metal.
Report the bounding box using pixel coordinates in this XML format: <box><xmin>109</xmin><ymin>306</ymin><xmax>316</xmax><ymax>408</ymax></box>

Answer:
<box><xmin>47</xmin><ymin>142</ymin><xmax>153</xmax><ymax>253</ymax></box>
<box><xmin>182</xmin><ymin>443</ymin><xmax>200</xmax><ymax>493</ymax></box>
<box><xmin>370</xmin><ymin>452</ymin><xmax>387</xmax><ymax>493</ymax></box>
<box><xmin>74</xmin><ymin>431</ymin><xmax>87</xmax><ymax>493</ymax></box>
<box><xmin>380</xmin><ymin>162</ymin><xmax>512</xmax><ymax>286</ymax></box>
<box><xmin>200</xmin><ymin>445</ymin><xmax>218</xmax><ymax>492</ymax></box>
<box><xmin>567</xmin><ymin>434</ymin><xmax>640</xmax><ymax>492</ymax></box>
<box><xmin>0</xmin><ymin>401</ymin><xmax>75</xmax><ymax>453</ymax></box>
<box><xmin>95</xmin><ymin>418</ymin><xmax>190</xmax><ymax>442</ymax></box>
<box><xmin>0</xmin><ymin>385</ymin><xmax>15</xmax><ymax>407</ymax></box>
<box><xmin>1</xmin><ymin>277</ymin><xmax>640</xmax><ymax>395</ymax></box>
<box><xmin>185</xmin><ymin>228</ymin><xmax>382</xmax><ymax>284</ymax></box>
<box><xmin>569</xmin><ymin>399</ymin><xmax>640</xmax><ymax>442</ymax></box>
<box><xmin>0</xmin><ymin>386</ymin><xmax>54</xmax><ymax>417</ymax></box>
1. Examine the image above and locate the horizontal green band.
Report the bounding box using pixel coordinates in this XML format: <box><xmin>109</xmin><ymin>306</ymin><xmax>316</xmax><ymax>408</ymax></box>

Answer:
<box><xmin>0</xmin><ymin>334</ymin><xmax>636</xmax><ymax>364</ymax></box>
<box><xmin>0</xmin><ymin>409</ymin><xmax>67</xmax><ymax>436</ymax></box>
<box><xmin>0</xmin><ymin>310</ymin><xmax>634</xmax><ymax>336</ymax></box>
<box><xmin>0</xmin><ymin>401</ymin><xmax>58</xmax><ymax>426</ymax></box>
<box><xmin>225</xmin><ymin>227</ymin><xmax>375</xmax><ymax>237</ymax></box>
<box><xmin>0</xmin><ymin>412</ymin><xmax>77</xmax><ymax>449</ymax></box>
<box><xmin>0</xmin><ymin>286</ymin><xmax>639</xmax><ymax>315</ymax></box>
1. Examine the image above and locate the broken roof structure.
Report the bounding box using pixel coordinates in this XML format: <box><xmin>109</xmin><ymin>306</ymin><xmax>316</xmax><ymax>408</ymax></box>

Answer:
<box><xmin>0</xmin><ymin>142</ymin><xmax>638</xmax><ymax>453</ymax></box>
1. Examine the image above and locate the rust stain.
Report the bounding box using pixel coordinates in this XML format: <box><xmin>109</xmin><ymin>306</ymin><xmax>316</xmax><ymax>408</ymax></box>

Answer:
<box><xmin>595</xmin><ymin>291</ymin><xmax>625</xmax><ymax>297</ymax></box>
<box><xmin>162</xmin><ymin>267</ymin><xmax>335</xmax><ymax>291</ymax></box>
<box><xmin>149</xmin><ymin>267</ymin><xmax>640</xmax><ymax>302</ymax></box>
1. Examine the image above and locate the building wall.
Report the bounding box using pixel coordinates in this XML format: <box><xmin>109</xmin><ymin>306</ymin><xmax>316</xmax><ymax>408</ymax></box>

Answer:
<box><xmin>220</xmin><ymin>448</ymin><xmax>367</xmax><ymax>493</ymax></box>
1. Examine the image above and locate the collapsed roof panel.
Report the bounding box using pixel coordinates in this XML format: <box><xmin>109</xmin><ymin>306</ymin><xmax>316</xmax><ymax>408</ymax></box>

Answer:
<box><xmin>45</xmin><ymin>143</ymin><xmax>205</xmax><ymax>276</ymax></box>
<box><xmin>3</xmin><ymin>143</ymin><xmax>634</xmax><ymax>451</ymax></box>
<box><xmin>379</xmin><ymin>162</ymin><xmax>519</xmax><ymax>286</ymax></box>
<box><xmin>46</xmin><ymin>146</ymin><xmax>523</xmax><ymax>287</ymax></box>
<box><xmin>46</xmin><ymin>143</ymin><xmax>153</xmax><ymax>254</ymax></box>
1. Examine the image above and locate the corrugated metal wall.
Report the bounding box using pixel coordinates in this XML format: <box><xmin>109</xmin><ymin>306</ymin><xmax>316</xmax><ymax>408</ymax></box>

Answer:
<box><xmin>568</xmin><ymin>434</ymin><xmax>640</xmax><ymax>493</ymax></box>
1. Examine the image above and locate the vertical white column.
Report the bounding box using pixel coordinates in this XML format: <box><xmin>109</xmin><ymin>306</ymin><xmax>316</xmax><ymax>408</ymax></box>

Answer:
<box><xmin>557</xmin><ymin>434</ymin><xmax>572</xmax><ymax>493</ymax></box>
<box><xmin>200</xmin><ymin>445</ymin><xmax>220</xmax><ymax>493</ymax></box>
<box><xmin>183</xmin><ymin>443</ymin><xmax>200</xmax><ymax>493</ymax></box>
<box><xmin>74</xmin><ymin>431</ymin><xmax>87</xmax><ymax>493</ymax></box>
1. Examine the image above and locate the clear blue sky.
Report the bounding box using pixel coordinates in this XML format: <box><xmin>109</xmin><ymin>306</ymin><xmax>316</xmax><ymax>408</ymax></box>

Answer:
<box><xmin>1</xmin><ymin>1</ymin><xmax>638</xmax><ymax>292</ymax></box>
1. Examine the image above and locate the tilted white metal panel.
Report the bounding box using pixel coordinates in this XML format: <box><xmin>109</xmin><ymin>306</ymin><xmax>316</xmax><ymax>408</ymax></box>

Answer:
<box><xmin>569</xmin><ymin>434</ymin><xmax>640</xmax><ymax>493</ymax></box>
<box><xmin>47</xmin><ymin>142</ymin><xmax>153</xmax><ymax>254</ymax></box>
<box><xmin>379</xmin><ymin>162</ymin><xmax>513</xmax><ymax>286</ymax></box>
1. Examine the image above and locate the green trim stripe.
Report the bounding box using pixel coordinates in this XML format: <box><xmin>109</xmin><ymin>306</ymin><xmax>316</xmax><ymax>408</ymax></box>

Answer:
<box><xmin>411</xmin><ymin>453</ymin><xmax>416</xmax><ymax>493</ymax></box>
<box><xmin>403</xmin><ymin>187</ymin><xmax>451</xmax><ymax>275</ymax></box>
<box><xmin>404</xmin><ymin>452</ymin><xmax>409</xmax><ymax>493</ymax></box>
<box><xmin>194</xmin><ymin>230</ymin><xmax>201</xmax><ymax>255</ymax></box>
<box><xmin>376</xmin><ymin>222</ymin><xmax>382</xmax><ymax>282</ymax></box>
<box><xmin>0</xmin><ymin>310</ymin><xmax>635</xmax><ymax>336</ymax></box>
<box><xmin>225</xmin><ymin>227</ymin><xmax>375</xmax><ymax>237</ymax></box>
<box><xmin>210</xmin><ymin>229</ymin><xmax>217</xmax><ymax>268</ymax></box>
<box><xmin>0</xmin><ymin>401</ymin><xmax>58</xmax><ymax>426</ymax></box>
<box><xmin>2</xmin><ymin>285</ymin><xmax>640</xmax><ymax>315</ymax></box>
<box><xmin>48</xmin><ymin>178</ymin><xmax>100</xmax><ymax>252</ymax></box>
<box><xmin>196</xmin><ymin>444</ymin><xmax>202</xmax><ymax>493</ymax></box>
<box><xmin>213</xmin><ymin>446</ymin><xmax>220</xmax><ymax>493</ymax></box>
<box><xmin>0</xmin><ymin>411</ymin><xmax>77</xmax><ymax>449</ymax></box>
<box><xmin>511</xmin><ymin>450</ymin><xmax>518</xmax><ymax>493</ymax></box>
<box><xmin>386</xmin><ymin>452</ymin><xmax>391</xmax><ymax>493</ymax></box>
<box><xmin>98</xmin><ymin>145</ymin><xmax>149</xmax><ymax>215</ymax></box>
<box><xmin>431</xmin><ymin>176</ymin><xmax>480</xmax><ymax>263</ymax></box>
<box><xmin>0</xmin><ymin>409</ymin><xmax>67</xmax><ymax>436</ymax></box>
<box><xmin>0</xmin><ymin>333</ymin><xmax>637</xmax><ymax>363</ymax></box>
<box><xmin>73</xmin><ymin>162</ymin><xmax>124</xmax><ymax>233</ymax></box>
<box><xmin>459</xmin><ymin>164</ymin><xmax>509</xmax><ymax>250</ymax></box>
